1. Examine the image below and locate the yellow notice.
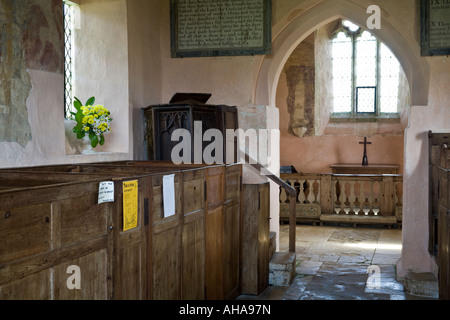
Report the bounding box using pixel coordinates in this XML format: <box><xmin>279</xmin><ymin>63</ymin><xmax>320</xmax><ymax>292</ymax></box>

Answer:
<box><xmin>123</xmin><ymin>180</ymin><xmax>138</xmax><ymax>231</ymax></box>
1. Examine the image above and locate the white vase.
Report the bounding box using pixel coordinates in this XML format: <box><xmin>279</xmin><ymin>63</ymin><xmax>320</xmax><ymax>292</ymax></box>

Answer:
<box><xmin>81</xmin><ymin>135</ymin><xmax>96</xmax><ymax>154</ymax></box>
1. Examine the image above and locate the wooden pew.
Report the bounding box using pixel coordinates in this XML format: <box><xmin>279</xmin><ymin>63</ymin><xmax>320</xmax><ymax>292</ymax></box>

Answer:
<box><xmin>0</xmin><ymin>176</ymin><xmax>117</xmax><ymax>299</ymax></box>
<box><xmin>0</xmin><ymin>161</ymin><xmax>242</xmax><ymax>300</ymax></box>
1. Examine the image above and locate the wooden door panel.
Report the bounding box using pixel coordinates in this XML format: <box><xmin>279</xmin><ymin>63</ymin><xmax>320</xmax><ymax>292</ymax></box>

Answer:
<box><xmin>0</xmin><ymin>269</ymin><xmax>51</xmax><ymax>300</ymax></box>
<box><xmin>53</xmin><ymin>250</ymin><xmax>108</xmax><ymax>300</ymax></box>
<box><xmin>182</xmin><ymin>215</ymin><xmax>205</xmax><ymax>299</ymax></box>
<box><xmin>0</xmin><ymin>202</ymin><xmax>52</xmax><ymax>264</ymax></box>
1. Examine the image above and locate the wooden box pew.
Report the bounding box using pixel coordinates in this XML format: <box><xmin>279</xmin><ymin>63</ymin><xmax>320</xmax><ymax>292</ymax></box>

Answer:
<box><xmin>0</xmin><ymin>168</ymin><xmax>194</xmax><ymax>300</ymax></box>
<box><xmin>0</xmin><ymin>175</ymin><xmax>120</xmax><ymax>300</ymax></box>
<box><xmin>76</xmin><ymin>160</ymin><xmax>243</xmax><ymax>299</ymax></box>
<box><xmin>0</xmin><ymin>162</ymin><xmax>243</xmax><ymax>300</ymax></box>
<box><xmin>85</xmin><ymin>161</ymin><xmax>244</xmax><ymax>299</ymax></box>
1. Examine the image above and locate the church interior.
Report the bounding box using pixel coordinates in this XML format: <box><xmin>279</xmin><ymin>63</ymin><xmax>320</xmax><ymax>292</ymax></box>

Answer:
<box><xmin>0</xmin><ymin>0</ymin><xmax>449</xmax><ymax>301</ymax></box>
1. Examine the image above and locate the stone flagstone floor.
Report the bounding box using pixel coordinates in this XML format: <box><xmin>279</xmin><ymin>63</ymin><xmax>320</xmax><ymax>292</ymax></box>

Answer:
<box><xmin>238</xmin><ymin>224</ymin><xmax>435</xmax><ymax>300</ymax></box>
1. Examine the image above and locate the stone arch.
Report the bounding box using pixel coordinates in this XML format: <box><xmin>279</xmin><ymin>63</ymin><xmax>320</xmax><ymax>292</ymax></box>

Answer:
<box><xmin>254</xmin><ymin>0</ymin><xmax>429</xmax><ymax>108</ymax></box>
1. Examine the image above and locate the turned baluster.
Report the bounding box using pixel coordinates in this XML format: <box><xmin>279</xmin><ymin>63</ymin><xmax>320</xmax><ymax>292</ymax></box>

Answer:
<box><xmin>338</xmin><ymin>180</ymin><xmax>346</xmax><ymax>215</ymax></box>
<box><xmin>348</xmin><ymin>180</ymin><xmax>356</xmax><ymax>215</ymax></box>
<box><xmin>293</xmin><ymin>179</ymin><xmax>301</xmax><ymax>204</ymax></box>
<box><xmin>362</xmin><ymin>181</ymin><xmax>370</xmax><ymax>215</ymax></box>
<box><xmin>304</xmin><ymin>180</ymin><xmax>312</xmax><ymax>204</ymax></box>
<box><xmin>372</xmin><ymin>181</ymin><xmax>381</xmax><ymax>216</ymax></box>
<box><xmin>312</xmin><ymin>179</ymin><xmax>320</xmax><ymax>204</ymax></box>
<box><xmin>354</xmin><ymin>181</ymin><xmax>363</xmax><ymax>215</ymax></box>
<box><xmin>298</xmin><ymin>179</ymin><xmax>306</xmax><ymax>204</ymax></box>
<box><xmin>368</xmin><ymin>180</ymin><xmax>375</xmax><ymax>216</ymax></box>
<box><xmin>333</xmin><ymin>179</ymin><xmax>340</xmax><ymax>214</ymax></box>
<box><xmin>343</xmin><ymin>181</ymin><xmax>351</xmax><ymax>214</ymax></box>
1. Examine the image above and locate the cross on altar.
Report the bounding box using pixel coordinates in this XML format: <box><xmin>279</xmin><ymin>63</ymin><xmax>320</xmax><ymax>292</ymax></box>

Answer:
<box><xmin>359</xmin><ymin>137</ymin><xmax>372</xmax><ymax>166</ymax></box>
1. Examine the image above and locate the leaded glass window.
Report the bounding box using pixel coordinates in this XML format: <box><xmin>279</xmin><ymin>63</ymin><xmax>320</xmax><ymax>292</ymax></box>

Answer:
<box><xmin>331</xmin><ymin>20</ymin><xmax>400</xmax><ymax>117</ymax></box>
<box><xmin>332</xmin><ymin>31</ymin><xmax>353</xmax><ymax>113</ymax></box>
<box><xmin>380</xmin><ymin>43</ymin><xmax>400</xmax><ymax>113</ymax></box>
<box><xmin>64</xmin><ymin>1</ymin><xmax>74</xmax><ymax>119</ymax></box>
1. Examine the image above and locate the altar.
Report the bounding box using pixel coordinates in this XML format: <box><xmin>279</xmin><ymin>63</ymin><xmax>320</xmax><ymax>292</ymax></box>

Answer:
<box><xmin>329</xmin><ymin>164</ymin><xmax>400</xmax><ymax>175</ymax></box>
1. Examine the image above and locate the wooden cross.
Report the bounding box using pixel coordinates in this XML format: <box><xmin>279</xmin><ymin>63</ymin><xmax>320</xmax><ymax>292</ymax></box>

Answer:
<box><xmin>359</xmin><ymin>137</ymin><xmax>372</xmax><ymax>166</ymax></box>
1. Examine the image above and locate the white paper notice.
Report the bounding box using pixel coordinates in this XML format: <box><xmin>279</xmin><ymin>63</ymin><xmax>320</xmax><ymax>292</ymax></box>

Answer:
<box><xmin>98</xmin><ymin>181</ymin><xmax>114</xmax><ymax>204</ymax></box>
<box><xmin>163</xmin><ymin>174</ymin><xmax>176</xmax><ymax>218</ymax></box>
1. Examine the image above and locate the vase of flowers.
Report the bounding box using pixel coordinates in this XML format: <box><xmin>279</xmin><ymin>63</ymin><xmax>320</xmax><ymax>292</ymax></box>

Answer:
<box><xmin>70</xmin><ymin>96</ymin><xmax>113</xmax><ymax>154</ymax></box>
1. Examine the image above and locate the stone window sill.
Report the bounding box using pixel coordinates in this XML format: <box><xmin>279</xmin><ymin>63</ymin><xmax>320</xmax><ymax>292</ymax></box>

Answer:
<box><xmin>330</xmin><ymin>113</ymin><xmax>401</xmax><ymax>123</ymax></box>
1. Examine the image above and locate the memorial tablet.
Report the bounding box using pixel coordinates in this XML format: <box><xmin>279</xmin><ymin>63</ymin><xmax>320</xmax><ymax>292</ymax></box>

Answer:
<box><xmin>170</xmin><ymin>0</ymin><xmax>272</xmax><ymax>58</ymax></box>
<box><xmin>421</xmin><ymin>0</ymin><xmax>450</xmax><ymax>56</ymax></box>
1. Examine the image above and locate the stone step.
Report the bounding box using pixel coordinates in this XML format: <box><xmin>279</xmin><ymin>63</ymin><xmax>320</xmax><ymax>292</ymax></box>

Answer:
<box><xmin>269</xmin><ymin>251</ymin><xmax>296</xmax><ymax>287</ymax></box>
<box><xmin>403</xmin><ymin>272</ymin><xmax>439</xmax><ymax>299</ymax></box>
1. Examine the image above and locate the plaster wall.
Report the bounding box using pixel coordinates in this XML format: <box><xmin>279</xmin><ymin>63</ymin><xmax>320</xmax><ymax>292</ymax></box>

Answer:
<box><xmin>126</xmin><ymin>0</ymin><xmax>163</xmax><ymax>160</ymax></box>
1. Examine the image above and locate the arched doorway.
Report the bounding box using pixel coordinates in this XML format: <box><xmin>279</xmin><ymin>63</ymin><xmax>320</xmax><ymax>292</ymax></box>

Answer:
<box><xmin>253</xmin><ymin>0</ymin><xmax>431</xmax><ymax>282</ymax></box>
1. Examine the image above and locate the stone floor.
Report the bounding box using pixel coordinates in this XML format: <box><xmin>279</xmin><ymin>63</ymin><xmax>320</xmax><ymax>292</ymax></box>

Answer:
<box><xmin>238</xmin><ymin>224</ymin><xmax>436</xmax><ymax>300</ymax></box>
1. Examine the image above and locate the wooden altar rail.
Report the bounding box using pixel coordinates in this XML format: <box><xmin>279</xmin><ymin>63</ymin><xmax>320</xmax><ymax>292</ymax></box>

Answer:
<box><xmin>279</xmin><ymin>173</ymin><xmax>403</xmax><ymax>226</ymax></box>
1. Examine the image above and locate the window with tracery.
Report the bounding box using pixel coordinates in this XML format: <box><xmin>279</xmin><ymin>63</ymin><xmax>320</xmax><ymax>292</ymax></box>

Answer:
<box><xmin>331</xmin><ymin>20</ymin><xmax>401</xmax><ymax>119</ymax></box>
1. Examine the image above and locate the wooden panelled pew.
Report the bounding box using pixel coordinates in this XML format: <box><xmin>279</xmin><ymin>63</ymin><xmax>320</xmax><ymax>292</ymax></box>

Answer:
<box><xmin>0</xmin><ymin>161</ymin><xmax>242</xmax><ymax>300</ymax></box>
<box><xmin>0</xmin><ymin>171</ymin><xmax>148</xmax><ymax>300</ymax></box>
<box><xmin>0</xmin><ymin>175</ymin><xmax>116</xmax><ymax>299</ymax></box>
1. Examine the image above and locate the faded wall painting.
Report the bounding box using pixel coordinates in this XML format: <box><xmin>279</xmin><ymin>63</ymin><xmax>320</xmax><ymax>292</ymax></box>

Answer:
<box><xmin>0</xmin><ymin>0</ymin><xmax>63</xmax><ymax>147</ymax></box>
<box><xmin>283</xmin><ymin>34</ymin><xmax>315</xmax><ymax>138</ymax></box>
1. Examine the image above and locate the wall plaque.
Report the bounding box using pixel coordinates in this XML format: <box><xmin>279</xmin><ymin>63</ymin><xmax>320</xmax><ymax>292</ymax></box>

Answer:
<box><xmin>421</xmin><ymin>0</ymin><xmax>450</xmax><ymax>56</ymax></box>
<box><xmin>170</xmin><ymin>0</ymin><xmax>272</xmax><ymax>58</ymax></box>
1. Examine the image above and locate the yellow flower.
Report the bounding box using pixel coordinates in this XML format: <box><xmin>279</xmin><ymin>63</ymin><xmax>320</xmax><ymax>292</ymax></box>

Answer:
<box><xmin>84</xmin><ymin>127</ymin><xmax>90</xmax><ymax>131</ymax></box>
<box><xmin>99</xmin><ymin>123</ymin><xmax>108</xmax><ymax>132</ymax></box>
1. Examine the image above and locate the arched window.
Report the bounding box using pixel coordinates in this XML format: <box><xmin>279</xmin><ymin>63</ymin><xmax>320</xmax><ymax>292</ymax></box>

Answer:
<box><xmin>331</xmin><ymin>20</ymin><xmax>401</xmax><ymax>119</ymax></box>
